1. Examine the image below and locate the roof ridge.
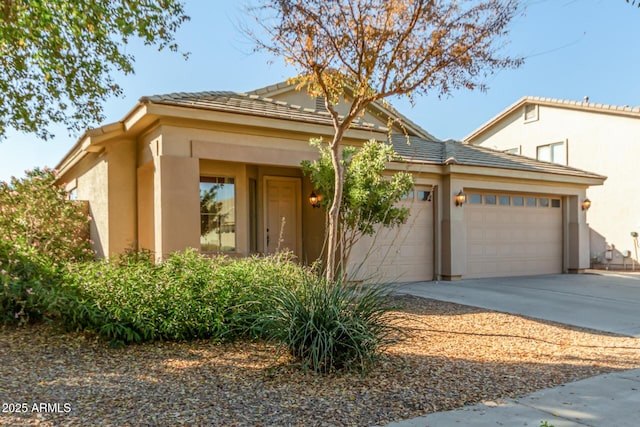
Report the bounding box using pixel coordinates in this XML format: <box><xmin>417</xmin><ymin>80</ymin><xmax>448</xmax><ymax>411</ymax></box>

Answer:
<box><xmin>245</xmin><ymin>81</ymin><xmax>294</xmax><ymax>96</ymax></box>
<box><xmin>523</xmin><ymin>96</ymin><xmax>640</xmax><ymax>113</ymax></box>
<box><xmin>141</xmin><ymin>90</ymin><xmax>236</xmax><ymax>102</ymax></box>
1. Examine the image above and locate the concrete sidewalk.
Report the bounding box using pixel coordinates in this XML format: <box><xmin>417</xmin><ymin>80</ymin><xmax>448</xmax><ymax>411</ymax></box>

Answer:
<box><xmin>383</xmin><ymin>368</ymin><xmax>640</xmax><ymax>427</ymax></box>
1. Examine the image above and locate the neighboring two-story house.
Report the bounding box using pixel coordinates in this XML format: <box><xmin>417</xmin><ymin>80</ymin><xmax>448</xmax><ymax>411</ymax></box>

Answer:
<box><xmin>464</xmin><ymin>97</ymin><xmax>640</xmax><ymax>269</ymax></box>
<box><xmin>55</xmin><ymin>83</ymin><xmax>604</xmax><ymax>281</ymax></box>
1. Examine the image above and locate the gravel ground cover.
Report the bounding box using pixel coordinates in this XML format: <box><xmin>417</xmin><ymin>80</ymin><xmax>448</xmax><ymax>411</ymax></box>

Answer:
<box><xmin>2</xmin><ymin>294</ymin><xmax>639</xmax><ymax>427</ymax></box>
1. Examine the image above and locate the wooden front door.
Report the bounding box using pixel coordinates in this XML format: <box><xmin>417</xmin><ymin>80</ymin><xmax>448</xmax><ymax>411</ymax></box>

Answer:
<box><xmin>264</xmin><ymin>177</ymin><xmax>301</xmax><ymax>257</ymax></box>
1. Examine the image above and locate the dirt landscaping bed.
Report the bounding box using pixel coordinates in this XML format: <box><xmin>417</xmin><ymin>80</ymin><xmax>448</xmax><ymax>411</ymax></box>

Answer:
<box><xmin>2</xmin><ymin>294</ymin><xmax>639</xmax><ymax>427</ymax></box>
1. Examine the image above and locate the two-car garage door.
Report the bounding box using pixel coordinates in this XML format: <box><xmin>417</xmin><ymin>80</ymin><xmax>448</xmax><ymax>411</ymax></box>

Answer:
<box><xmin>465</xmin><ymin>193</ymin><xmax>563</xmax><ymax>278</ymax></box>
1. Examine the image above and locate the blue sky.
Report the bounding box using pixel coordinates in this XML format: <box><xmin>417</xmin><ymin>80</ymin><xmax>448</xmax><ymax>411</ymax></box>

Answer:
<box><xmin>1</xmin><ymin>0</ymin><xmax>638</xmax><ymax>181</ymax></box>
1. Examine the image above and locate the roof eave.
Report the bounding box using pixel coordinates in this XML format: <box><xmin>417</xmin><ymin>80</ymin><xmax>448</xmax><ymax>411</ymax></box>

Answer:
<box><xmin>55</xmin><ymin>103</ymin><xmax>151</xmax><ymax>180</ymax></box>
<box><xmin>445</xmin><ymin>163</ymin><xmax>606</xmax><ymax>186</ymax></box>
<box><xmin>144</xmin><ymin>102</ymin><xmax>388</xmax><ymax>140</ymax></box>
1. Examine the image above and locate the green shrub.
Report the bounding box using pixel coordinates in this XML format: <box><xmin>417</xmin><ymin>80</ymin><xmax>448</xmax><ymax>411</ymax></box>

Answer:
<box><xmin>0</xmin><ymin>237</ymin><xmax>61</xmax><ymax>324</ymax></box>
<box><xmin>215</xmin><ymin>252</ymin><xmax>314</xmax><ymax>338</ymax></box>
<box><xmin>0</xmin><ymin>168</ymin><xmax>94</xmax><ymax>325</ymax></box>
<box><xmin>61</xmin><ymin>250</ymin><xmax>312</xmax><ymax>346</ymax></box>
<box><xmin>0</xmin><ymin>167</ymin><xmax>94</xmax><ymax>265</ymax></box>
<box><xmin>259</xmin><ymin>278</ymin><xmax>399</xmax><ymax>373</ymax></box>
<box><xmin>61</xmin><ymin>255</ymin><xmax>161</xmax><ymax>345</ymax></box>
<box><xmin>3</xmin><ymin>226</ymin><xmax>400</xmax><ymax>374</ymax></box>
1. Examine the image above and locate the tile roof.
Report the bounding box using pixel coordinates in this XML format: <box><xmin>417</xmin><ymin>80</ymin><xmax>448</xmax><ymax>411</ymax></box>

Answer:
<box><xmin>391</xmin><ymin>135</ymin><xmax>606</xmax><ymax>180</ymax></box>
<box><xmin>464</xmin><ymin>96</ymin><xmax>640</xmax><ymax>142</ymax></box>
<box><xmin>140</xmin><ymin>91</ymin><xmax>387</xmax><ymax>132</ymax></box>
<box><xmin>247</xmin><ymin>81</ymin><xmax>439</xmax><ymax>141</ymax></box>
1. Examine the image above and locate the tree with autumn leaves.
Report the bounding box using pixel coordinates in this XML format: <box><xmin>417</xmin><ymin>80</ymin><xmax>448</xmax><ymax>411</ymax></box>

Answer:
<box><xmin>248</xmin><ymin>0</ymin><xmax>523</xmax><ymax>281</ymax></box>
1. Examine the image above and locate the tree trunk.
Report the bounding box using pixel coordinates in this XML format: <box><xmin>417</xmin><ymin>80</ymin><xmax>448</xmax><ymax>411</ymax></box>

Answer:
<box><xmin>325</xmin><ymin>130</ymin><xmax>344</xmax><ymax>282</ymax></box>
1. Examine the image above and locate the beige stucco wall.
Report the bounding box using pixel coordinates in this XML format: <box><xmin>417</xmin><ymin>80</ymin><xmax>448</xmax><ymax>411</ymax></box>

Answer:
<box><xmin>75</xmin><ymin>156</ymin><xmax>109</xmax><ymax>258</ymax></box>
<box><xmin>58</xmin><ymin>140</ymin><xmax>138</xmax><ymax>259</ymax></box>
<box><xmin>106</xmin><ymin>140</ymin><xmax>137</xmax><ymax>255</ymax></box>
<box><xmin>469</xmin><ymin>105</ymin><xmax>638</xmax><ymax>265</ymax></box>
<box><xmin>153</xmin><ymin>154</ymin><xmax>200</xmax><ymax>258</ymax></box>
<box><xmin>137</xmin><ymin>161</ymin><xmax>155</xmax><ymax>253</ymax></box>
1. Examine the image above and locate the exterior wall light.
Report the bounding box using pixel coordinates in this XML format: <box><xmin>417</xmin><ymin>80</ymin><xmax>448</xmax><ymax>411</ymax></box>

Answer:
<box><xmin>309</xmin><ymin>191</ymin><xmax>321</xmax><ymax>208</ymax></box>
<box><xmin>454</xmin><ymin>190</ymin><xmax>466</xmax><ymax>207</ymax></box>
<box><xmin>581</xmin><ymin>198</ymin><xmax>591</xmax><ymax>211</ymax></box>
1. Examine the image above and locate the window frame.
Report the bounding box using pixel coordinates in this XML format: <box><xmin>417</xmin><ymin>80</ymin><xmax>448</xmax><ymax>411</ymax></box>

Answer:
<box><xmin>536</xmin><ymin>141</ymin><xmax>566</xmax><ymax>165</ymax></box>
<box><xmin>524</xmin><ymin>104</ymin><xmax>539</xmax><ymax>123</ymax></box>
<box><xmin>199</xmin><ymin>176</ymin><xmax>237</xmax><ymax>253</ymax></box>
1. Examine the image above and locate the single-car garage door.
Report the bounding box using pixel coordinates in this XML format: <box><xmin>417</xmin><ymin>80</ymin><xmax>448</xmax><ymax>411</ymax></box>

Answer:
<box><xmin>349</xmin><ymin>186</ymin><xmax>434</xmax><ymax>283</ymax></box>
<box><xmin>466</xmin><ymin>193</ymin><xmax>562</xmax><ymax>278</ymax></box>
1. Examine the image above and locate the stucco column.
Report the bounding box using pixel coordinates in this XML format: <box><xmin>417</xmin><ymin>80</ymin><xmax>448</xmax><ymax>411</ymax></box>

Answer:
<box><xmin>440</xmin><ymin>176</ymin><xmax>467</xmax><ymax>280</ymax></box>
<box><xmin>154</xmin><ymin>155</ymin><xmax>201</xmax><ymax>259</ymax></box>
<box><xmin>107</xmin><ymin>140</ymin><xmax>137</xmax><ymax>256</ymax></box>
<box><xmin>566</xmin><ymin>194</ymin><xmax>590</xmax><ymax>273</ymax></box>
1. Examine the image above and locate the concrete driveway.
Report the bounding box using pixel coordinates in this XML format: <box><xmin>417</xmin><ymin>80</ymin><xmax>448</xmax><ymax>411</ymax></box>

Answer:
<box><xmin>394</xmin><ymin>271</ymin><xmax>640</xmax><ymax>337</ymax></box>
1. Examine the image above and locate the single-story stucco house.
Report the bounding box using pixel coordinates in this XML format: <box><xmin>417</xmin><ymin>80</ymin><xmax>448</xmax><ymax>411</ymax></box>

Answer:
<box><xmin>55</xmin><ymin>81</ymin><xmax>605</xmax><ymax>282</ymax></box>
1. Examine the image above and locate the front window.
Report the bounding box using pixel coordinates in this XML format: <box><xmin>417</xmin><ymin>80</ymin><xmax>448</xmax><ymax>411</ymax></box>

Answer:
<box><xmin>200</xmin><ymin>177</ymin><xmax>236</xmax><ymax>252</ymax></box>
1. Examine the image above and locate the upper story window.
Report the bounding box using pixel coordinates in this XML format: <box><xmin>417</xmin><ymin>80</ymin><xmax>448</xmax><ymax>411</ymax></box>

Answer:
<box><xmin>200</xmin><ymin>177</ymin><xmax>236</xmax><ymax>253</ymax></box>
<box><xmin>537</xmin><ymin>142</ymin><xmax>566</xmax><ymax>165</ymax></box>
<box><xmin>503</xmin><ymin>147</ymin><xmax>521</xmax><ymax>155</ymax></box>
<box><xmin>524</xmin><ymin>104</ymin><xmax>538</xmax><ymax>122</ymax></box>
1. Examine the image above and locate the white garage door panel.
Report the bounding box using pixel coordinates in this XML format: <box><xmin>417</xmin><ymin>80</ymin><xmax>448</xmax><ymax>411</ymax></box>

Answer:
<box><xmin>466</xmin><ymin>194</ymin><xmax>562</xmax><ymax>278</ymax></box>
<box><xmin>348</xmin><ymin>187</ymin><xmax>434</xmax><ymax>283</ymax></box>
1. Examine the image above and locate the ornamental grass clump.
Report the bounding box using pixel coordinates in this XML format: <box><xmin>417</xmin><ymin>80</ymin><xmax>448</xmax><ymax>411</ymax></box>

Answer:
<box><xmin>260</xmin><ymin>278</ymin><xmax>399</xmax><ymax>373</ymax></box>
